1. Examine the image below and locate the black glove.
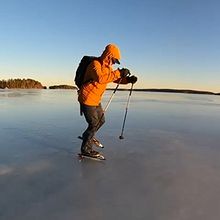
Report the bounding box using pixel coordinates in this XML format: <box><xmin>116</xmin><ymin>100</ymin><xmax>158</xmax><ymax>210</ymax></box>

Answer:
<box><xmin>127</xmin><ymin>75</ymin><xmax>138</xmax><ymax>84</ymax></box>
<box><xmin>119</xmin><ymin>68</ymin><xmax>131</xmax><ymax>78</ymax></box>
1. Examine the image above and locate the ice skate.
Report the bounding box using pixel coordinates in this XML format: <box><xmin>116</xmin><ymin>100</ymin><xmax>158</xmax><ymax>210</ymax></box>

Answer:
<box><xmin>78</xmin><ymin>150</ymin><xmax>105</xmax><ymax>161</ymax></box>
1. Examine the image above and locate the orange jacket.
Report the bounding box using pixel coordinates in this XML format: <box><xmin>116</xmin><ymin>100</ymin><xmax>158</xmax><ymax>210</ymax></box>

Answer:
<box><xmin>78</xmin><ymin>44</ymin><xmax>122</xmax><ymax>106</ymax></box>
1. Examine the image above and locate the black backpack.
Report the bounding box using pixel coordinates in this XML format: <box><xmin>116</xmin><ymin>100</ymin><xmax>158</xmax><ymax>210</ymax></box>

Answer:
<box><xmin>74</xmin><ymin>56</ymin><xmax>99</xmax><ymax>89</ymax></box>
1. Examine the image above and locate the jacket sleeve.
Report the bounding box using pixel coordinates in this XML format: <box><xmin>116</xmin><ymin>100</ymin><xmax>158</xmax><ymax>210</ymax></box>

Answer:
<box><xmin>91</xmin><ymin>60</ymin><xmax>121</xmax><ymax>84</ymax></box>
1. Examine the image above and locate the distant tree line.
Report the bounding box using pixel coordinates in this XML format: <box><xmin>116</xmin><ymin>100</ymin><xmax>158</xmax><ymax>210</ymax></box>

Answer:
<box><xmin>0</xmin><ymin>79</ymin><xmax>46</xmax><ymax>89</ymax></box>
<box><xmin>49</xmin><ymin>85</ymin><xmax>76</xmax><ymax>89</ymax></box>
<box><xmin>107</xmin><ymin>88</ymin><xmax>220</xmax><ymax>95</ymax></box>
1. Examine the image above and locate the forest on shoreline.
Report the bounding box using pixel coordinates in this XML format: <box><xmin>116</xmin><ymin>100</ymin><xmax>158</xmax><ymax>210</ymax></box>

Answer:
<box><xmin>0</xmin><ymin>79</ymin><xmax>46</xmax><ymax>89</ymax></box>
<box><xmin>0</xmin><ymin>79</ymin><xmax>77</xmax><ymax>90</ymax></box>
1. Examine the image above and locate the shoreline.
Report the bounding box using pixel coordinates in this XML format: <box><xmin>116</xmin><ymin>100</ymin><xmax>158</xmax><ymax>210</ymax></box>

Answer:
<box><xmin>106</xmin><ymin>88</ymin><xmax>220</xmax><ymax>96</ymax></box>
<box><xmin>1</xmin><ymin>87</ymin><xmax>220</xmax><ymax>96</ymax></box>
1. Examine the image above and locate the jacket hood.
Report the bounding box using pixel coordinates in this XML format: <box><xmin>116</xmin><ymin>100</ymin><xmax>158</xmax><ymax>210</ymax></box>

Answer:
<box><xmin>101</xmin><ymin>44</ymin><xmax>121</xmax><ymax>63</ymax></box>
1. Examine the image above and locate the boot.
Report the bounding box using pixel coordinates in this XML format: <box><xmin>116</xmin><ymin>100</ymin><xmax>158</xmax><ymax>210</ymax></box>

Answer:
<box><xmin>81</xmin><ymin>139</ymin><xmax>93</xmax><ymax>155</ymax></box>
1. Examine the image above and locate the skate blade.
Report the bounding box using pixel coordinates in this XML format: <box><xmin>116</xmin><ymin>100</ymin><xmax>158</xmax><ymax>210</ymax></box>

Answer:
<box><xmin>78</xmin><ymin>153</ymin><xmax>106</xmax><ymax>161</ymax></box>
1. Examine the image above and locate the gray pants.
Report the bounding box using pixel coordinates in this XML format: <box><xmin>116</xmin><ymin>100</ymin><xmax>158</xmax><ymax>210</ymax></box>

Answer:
<box><xmin>80</xmin><ymin>104</ymin><xmax>105</xmax><ymax>153</ymax></box>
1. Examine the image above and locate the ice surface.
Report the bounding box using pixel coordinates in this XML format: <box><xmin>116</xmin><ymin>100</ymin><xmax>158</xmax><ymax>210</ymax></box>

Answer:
<box><xmin>1</xmin><ymin>89</ymin><xmax>220</xmax><ymax>220</ymax></box>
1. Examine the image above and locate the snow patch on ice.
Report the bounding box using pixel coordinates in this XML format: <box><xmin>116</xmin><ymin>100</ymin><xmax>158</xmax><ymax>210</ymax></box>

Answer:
<box><xmin>24</xmin><ymin>160</ymin><xmax>52</xmax><ymax>174</ymax></box>
<box><xmin>0</xmin><ymin>165</ymin><xmax>14</xmax><ymax>176</ymax></box>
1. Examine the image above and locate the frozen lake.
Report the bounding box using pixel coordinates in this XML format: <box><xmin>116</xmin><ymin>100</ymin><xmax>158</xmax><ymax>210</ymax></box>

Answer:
<box><xmin>1</xmin><ymin>89</ymin><xmax>220</xmax><ymax>220</ymax></box>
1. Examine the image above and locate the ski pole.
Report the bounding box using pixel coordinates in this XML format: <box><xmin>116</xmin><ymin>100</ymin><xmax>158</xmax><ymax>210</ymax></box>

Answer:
<box><xmin>103</xmin><ymin>70</ymin><xmax>131</xmax><ymax>112</ymax></box>
<box><xmin>103</xmin><ymin>78</ymin><xmax>122</xmax><ymax>112</ymax></box>
<box><xmin>104</xmin><ymin>69</ymin><xmax>131</xmax><ymax>112</ymax></box>
<box><xmin>119</xmin><ymin>83</ymin><xmax>134</xmax><ymax>139</ymax></box>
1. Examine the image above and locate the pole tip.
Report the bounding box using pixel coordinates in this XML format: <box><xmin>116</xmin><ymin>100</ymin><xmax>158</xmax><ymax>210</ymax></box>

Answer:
<box><xmin>119</xmin><ymin>135</ymin><xmax>124</xmax><ymax>140</ymax></box>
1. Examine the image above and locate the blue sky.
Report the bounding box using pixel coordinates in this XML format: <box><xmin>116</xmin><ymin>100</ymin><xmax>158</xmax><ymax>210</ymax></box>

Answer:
<box><xmin>0</xmin><ymin>0</ymin><xmax>220</xmax><ymax>92</ymax></box>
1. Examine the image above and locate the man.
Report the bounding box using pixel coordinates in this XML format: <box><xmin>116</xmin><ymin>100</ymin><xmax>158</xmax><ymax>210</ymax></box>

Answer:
<box><xmin>78</xmin><ymin>43</ymin><xmax>137</xmax><ymax>158</ymax></box>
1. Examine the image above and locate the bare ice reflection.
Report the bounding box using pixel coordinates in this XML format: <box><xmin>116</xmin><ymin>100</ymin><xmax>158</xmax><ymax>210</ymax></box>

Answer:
<box><xmin>1</xmin><ymin>89</ymin><xmax>220</xmax><ymax>220</ymax></box>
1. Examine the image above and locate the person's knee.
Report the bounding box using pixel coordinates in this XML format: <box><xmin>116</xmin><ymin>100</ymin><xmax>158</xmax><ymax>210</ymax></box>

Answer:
<box><xmin>89</xmin><ymin>121</ymin><xmax>98</xmax><ymax>131</ymax></box>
